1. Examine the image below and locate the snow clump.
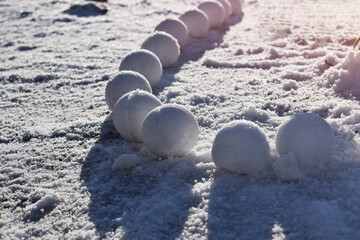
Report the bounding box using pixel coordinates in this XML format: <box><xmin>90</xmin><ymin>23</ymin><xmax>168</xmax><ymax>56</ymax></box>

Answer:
<box><xmin>112</xmin><ymin>90</ymin><xmax>162</xmax><ymax>142</ymax></box>
<box><xmin>105</xmin><ymin>71</ymin><xmax>151</xmax><ymax>111</ymax></box>
<box><xmin>141</xmin><ymin>104</ymin><xmax>199</xmax><ymax>158</ymax></box>
<box><xmin>112</xmin><ymin>154</ymin><xmax>142</xmax><ymax>171</ymax></box>
<box><xmin>217</xmin><ymin>0</ymin><xmax>232</xmax><ymax>19</ymax></box>
<box><xmin>212</xmin><ymin>120</ymin><xmax>271</xmax><ymax>174</ymax></box>
<box><xmin>155</xmin><ymin>18</ymin><xmax>189</xmax><ymax>48</ymax></box>
<box><xmin>198</xmin><ymin>1</ymin><xmax>226</xmax><ymax>29</ymax></box>
<box><xmin>141</xmin><ymin>31</ymin><xmax>180</xmax><ymax>68</ymax></box>
<box><xmin>273</xmin><ymin>152</ymin><xmax>303</xmax><ymax>181</ymax></box>
<box><xmin>276</xmin><ymin>113</ymin><xmax>334</xmax><ymax>169</ymax></box>
<box><xmin>324</xmin><ymin>51</ymin><xmax>360</xmax><ymax>98</ymax></box>
<box><xmin>228</xmin><ymin>0</ymin><xmax>243</xmax><ymax>15</ymax></box>
<box><xmin>119</xmin><ymin>49</ymin><xmax>162</xmax><ymax>87</ymax></box>
<box><xmin>179</xmin><ymin>9</ymin><xmax>210</xmax><ymax>38</ymax></box>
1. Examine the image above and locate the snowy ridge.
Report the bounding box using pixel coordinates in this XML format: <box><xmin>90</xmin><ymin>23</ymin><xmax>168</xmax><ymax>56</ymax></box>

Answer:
<box><xmin>2</xmin><ymin>0</ymin><xmax>360</xmax><ymax>239</ymax></box>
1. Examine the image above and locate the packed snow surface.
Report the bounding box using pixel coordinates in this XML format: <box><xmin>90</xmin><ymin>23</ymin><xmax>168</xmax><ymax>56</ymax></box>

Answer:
<box><xmin>119</xmin><ymin>49</ymin><xmax>162</xmax><ymax>87</ymax></box>
<box><xmin>105</xmin><ymin>70</ymin><xmax>152</xmax><ymax>111</ymax></box>
<box><xmin>155</xmin><ymin>18</ymin><xmax>189</xmax><ymax>48</ymax></box>
<box><xmin>276</xmin><ymin>113</ymin><xmax>334</xmax><ymax>169</ymax></box>
<box><xmin>212</xmin><ymin>120</ymin><xmax>271</xmax><ymax>174</ymax></box>
<box><xmin>141</xmin><ymin>31</ymin><xmax>180</xmax><ymax>68</ymax></box>
<box><xmin>198</xmin><ymin>1</ymin><xmax>226</xmax><ymax>29</ymax></box>
<box><xmin>141</xmin><ymin>104</ymin><xmax>199</xmax><ymax>158</ymax></box>
<box><xmin>179</xmin><ymin>9</ymin><xmax>210</xmax><ymax>38</ymax></box>
<box><xmin>112</xmin><ymin>90</ymin><xmax>162</xmax><ymax>142</ymax></box>
<box><xmin>3</xmin><ymin>0</ymin><xmax>360</xmax><ymax>239</ymax></box>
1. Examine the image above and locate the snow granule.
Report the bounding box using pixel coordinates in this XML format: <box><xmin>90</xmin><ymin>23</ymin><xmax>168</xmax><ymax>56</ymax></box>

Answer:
<box><xmin>119</xmin><ymin>49</ymin><xmax>162</xmax><ymax>87</ymax></box>
<box><xmin>105</xmin><ymin>71</ymin><xmax>152</xmax><ymax>111</ymax></box>
<box><xmin>141</xmin><ymin>31</ymin><xmax>180</xmax><ymax>68</ymax></box>
<box><xmin>212</xmin><ymin>120</ymin><xmax>271</xmax><ymax>174</ymax></box>
<box><xmin>112</xmin><ymin>154</ymin><xmax>142</xmax><ymax>171</ymax></box>
<box><xmin>112</xmin><ymin>90</ymin><xmax>162</xmax><ymax>142</ymax></box>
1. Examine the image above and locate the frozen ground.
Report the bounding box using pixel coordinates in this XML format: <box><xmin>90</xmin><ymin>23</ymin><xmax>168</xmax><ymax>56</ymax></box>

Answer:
<box><xmin>1</xmin><ymin>0</ymin><xmax>360</xmax><ymax>239</ymax></box>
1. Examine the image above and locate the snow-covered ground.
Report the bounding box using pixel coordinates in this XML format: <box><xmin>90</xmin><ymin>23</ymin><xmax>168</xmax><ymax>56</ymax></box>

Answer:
<box><xmin>2</xmin><ymin>0</ymin><xmax>360</xmax><ymax>239</ymax></box>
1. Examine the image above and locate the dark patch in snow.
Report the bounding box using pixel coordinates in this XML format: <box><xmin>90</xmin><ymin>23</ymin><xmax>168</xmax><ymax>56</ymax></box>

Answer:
<box><xmin>34</xmin><ymin>32</ymin><xmax>46</xmax><ymax>38</ymax></box>
<box><xmin>19</xmin><ymin>11</ymin><xmax>32</xmax><ymax>18</ymax></box>
<box><xmin>17</xmin><ymin>46</ymin><xmax>37</xmax><ymax>51</ymax></box>
<box><xmin>63</xmin><ymin>3</ymin><xmax>108</xmax><ymax>17</ymax></box>
<box><xmin>53</xmin><ymin>17</ymin><xmax>73</xmax><ymax>23</ymax></box>
<box><xmin>3</xmin><ymin>42</ymin><xmax>14</xmax><ymax>47</ymax></box>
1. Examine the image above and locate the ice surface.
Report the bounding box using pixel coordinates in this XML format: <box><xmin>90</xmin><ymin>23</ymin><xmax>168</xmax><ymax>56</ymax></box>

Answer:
<box><xmin>212</xmin><ymin>120</ymin><xmax>271</xmax><ymax>174</ymax></box>
<box><xmin>112</xmin><ymin>90</ymin><xmax>162</xmax><ymax>142</ymax></box>
<box><xmin>105</xmin><ymin>71</ymin><xmax>152</xmax><ymax>111</ymax></box>
<box><xmin>141</xmin><ymin>104</ymin><xmax>199</xmax><ymax>158</ymax></box>
<box><xmin>119</xmin><ymin>49</ymin><xmax>162</xmax><ymax>87</ymax></box>
<box><xmin>276</xmin><ymin>113</ymin><xmax>334</xmax><ymax>169</ymax></box>
<box><xmin>141</xmin><ymin>31</ymin><xmax>180</xmax><ymax>68</ymax></box>
<box><xmin>155</xmin><ymin>18</ymin><xmax>189</xmax><ymax>48</ymax></box>
<box><xmin>179</xmin><ymin>9</ymin><xmax>210</xmax><ymax>38</ymax></box>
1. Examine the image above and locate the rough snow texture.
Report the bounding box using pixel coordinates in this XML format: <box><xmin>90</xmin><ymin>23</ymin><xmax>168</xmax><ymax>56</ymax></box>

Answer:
<box><xmin>105</xmin><ymin>71</ymin><xmax>152</xmax><ymax>111</ymax></box>
<box><xmin>212</xmin><ymin>120</ymin><xmax>271</xmax><ymax>174</ymax></box>
<box><xmin>3</xmin><ymin>0</ymin><xmax>360</xmax><ymax>239</ymax></box>
<box><xmin>273</xmin><ymin>152</ymin><xmax>303</xmax><ymax>181</ymax></box>
<box><xmin>112</xmin><ymin>154</ymin><xmax>142</xmax><ymax>171</ymax></box>
<box><xmin>155</xmin><ymin>18</ymin><xmax>189</xmax><ymax>48</ymax></box>
<box><xmin>141</xmin><ymin>31</ymin><xmax>180</xmax><ymax>68</ymax></box>
<box><xmin>179</xmin><ymin>9</ymin><xmax>210</xmax><ymax>38</ymax></box>
<box><xmin>112</xmin><ymin>90</ymin><xmax>162</xmax><ymax>142</ymax></box>
<box><xmin>141</xmin><ymin>104</ymin><xmax>199</xmax><ymax>158</ymax></box>
<box><xmin>198</xmin><ymin>1</ymin><xmax>226</xmax><ymax>29</ymax></box>
<box><xmin>119</xmin><ymin>49</ymin><xmax>162</xmax><ymax>87</ymax></box>
<box><xmin>276</xmin><ymin>113</ymin><xmax>334</xmax><ymax>169</ymax></box>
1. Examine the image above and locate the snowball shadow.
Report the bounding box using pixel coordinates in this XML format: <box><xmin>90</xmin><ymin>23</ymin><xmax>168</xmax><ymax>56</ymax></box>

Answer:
<box><xmin>81</xmin><ymin>116</ymin><xmax>203</xmax><ymax>239</ymax></box>
<box><xmin>207</xmin><ymin>170</ymin><xmax>283</xmax><ymax>239</ymax></box>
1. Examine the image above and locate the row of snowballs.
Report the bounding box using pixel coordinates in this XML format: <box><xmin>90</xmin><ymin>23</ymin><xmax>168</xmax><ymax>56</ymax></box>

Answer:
<box><xmin>105</xmin><ymin>0</ymin><xmax>245</xmax><ymax>160</ymax></box>
<box><xmin>105</xmin><ymin>0</ymin><xmax>335</xmax><ymax>178</ymax></box>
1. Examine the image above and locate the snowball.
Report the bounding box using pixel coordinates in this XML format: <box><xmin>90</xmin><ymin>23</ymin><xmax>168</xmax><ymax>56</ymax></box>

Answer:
<box><xmin>141</xmin><ymin>32</ymin><xmax>180</xmax><ymax>68</ymax></box>
<box><xmin>228</xmin><ymin>0</ymin><xmax>243</xmax><ymax>15</ymax></box>
<box><xmin>119</xmin><ymin>49</ymin><xmax>162</xmax><ymax>87</ymax></box>
<box><xmin>198</xmin><ymin>1</ymin><xmax>226</xmax><ymax>29</ymax></box>
<box><xmin>276</xmin><ymin>113</ymin><xmax>334</xmax><ymax>169</ymax></box>
<box><xmin>112</xmin><ymin>154</ymin><xmax>141</xmax><ymax>171</ymax></box>
<box><xmin>273</xmin><ymin>152</ymin><xmax>303</xmax><ymax>181</ymax></box>
<box><xmin>217</xmin><ymin>0</ymin><xmax>232</xmax><ymax>19</ymax></box>
<box><xmin>155</xmin><ymin>18</ymin><xmax>189</xmax><ymax>48</ymax></box>
<box><xmin>141</xmin><ymin>104</ymin><xmax>199</xmax><ymax>158</ymax></box>
<box><xmin>112</xmin><ymin>90</ymin><xmax>162</xmax><ymax>142</ymax></box>
<box><xmin>105</xmin><ymin>71</ymin><xmax>151</xmax><ymax>111</ymax></box>
<box><xmin>212</xmin><ymin>120</ymin><xmax>271</xmax><ymax>174</ymax></box>
<box><xmin>179</xmin><ymin>9</ymin><xmax>210</xmax><ymax>38</ymax></box>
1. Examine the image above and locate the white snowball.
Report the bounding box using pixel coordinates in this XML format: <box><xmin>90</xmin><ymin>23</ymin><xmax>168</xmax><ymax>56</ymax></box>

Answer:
<box><xmin>198</xmin><ymin>1</ymin><xmax>226</xmax><ymax>29</ymax></box>
<box><xmin>228</xmin><ymin>0</ymin><xmax>243</xmax><ymax>15</ymax></box>
<box><xmin>105</xmin><ymin>71</ymin><xmax>151</xmax><ymax>111</ymax></box>
<box><xmin>112</xmin><ymin>154</ymin><xmax>141</xmax><ymax>171</ymax></box>
<box><xmin>155</xmin><ymin>18</ymin><xmax>189</xmax><ymax>48</ymax></box>
<box><xmin>273</xmin><ymin>152</ymin><xmax>303</xmax><ymax>181</ymax></box>
<box><xmin>276</xmin><ymin>113</ymin><xmax>334</xmax><ymax>169</ymax></box>
<box><xmin>212</xmin><ymin>120</ymin><xmax>271</xmax><ymax>174</ymax></box>
<box><xmin>119</xmin><ymin>49</ymin><xmax>162</xmax><ymax>87</ymax></box>
<box><xmin>179</xmin><ymin>9</ymin><xmax>210</xmax><ymax>38</ymax></box>
<box><xmin>112</xmin><ymin>90</ymin><xmax>162</xmax><ymax>142</ymax></box>
<box><xmin>141</xmin><ymin>32</ymin><xmax>180</xmax><ymax>68</ymax></box>
<box><xmin>217</xmin><ymin>0</ymin><xmax>232</xmax><ymax>19</ymax></box>
<box><xmin>141</xmin><ymin>104</ymin><xmax>199</xmax><ymax>158</ymax></box>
